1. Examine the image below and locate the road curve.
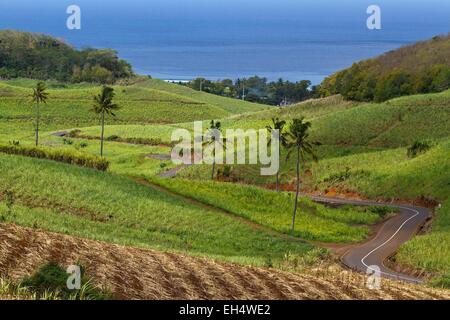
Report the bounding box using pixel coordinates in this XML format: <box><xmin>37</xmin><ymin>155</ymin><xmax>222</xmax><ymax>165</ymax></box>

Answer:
<box><xmin>310</xmin><ymin>195</ymin><xmax>431</xmax><ymax>284</ymax></box>
<box><xmin>153</xmin><ymin>160</ymin><xmax>431</xmax><ymax>284</ymax></box>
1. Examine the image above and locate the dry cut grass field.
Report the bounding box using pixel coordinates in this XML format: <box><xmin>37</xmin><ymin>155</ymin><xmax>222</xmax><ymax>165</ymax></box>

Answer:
<box><xmin>0</xmin><ymin>223</ymin><xmax>448</xmax><ymax>300</ymax></box>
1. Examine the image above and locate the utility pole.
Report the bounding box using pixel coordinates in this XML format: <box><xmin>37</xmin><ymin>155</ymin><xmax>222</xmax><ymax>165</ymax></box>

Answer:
<box><xmin>242</xmin><ymin>80</ymin><xmax>245</xmax><ymax>100</ymax></box>
<box><xmin>199</xmin><ymin>79</ymin><xmax>203</xmax><ymax>92</ymax></box>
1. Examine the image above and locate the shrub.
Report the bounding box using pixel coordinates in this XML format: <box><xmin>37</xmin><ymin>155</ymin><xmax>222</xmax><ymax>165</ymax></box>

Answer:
<box><xmin>217</xmin><ymin>165</ymin><xmax>233</xmax><ymax>178</ymax></box>
<box><xmin>407</xmin><ymin>140</ymin><xmax>432</xmax><ymax>158</ymax></box>
<box><xmin>75</xmin><ymin>133</ymin><xmax>167</xmax><ymax>146</ymax></box>
<box><xmin>323</xmin><ymin>167</ymin><xmax>351</xmax><ymax>183</ymax></box>
<box><xmin>281</xmin><ymin>248</ymin><xmax>330</xmax><ymax>270</ymax></box>
<box><xmin>126</xmin><ymin>137</ymin><xmax>164</xmax><ymax>146</ymax></box>
<box><xmin>21</xmin><ymin>262</ymin><xmax>110</xmax><ymax>300</ymax></box>
<box><xmin>223</xmin><ymin>165</ymin><xmax>232</xmax><ymax>177</ymax></box>
<box><xmin>0</xmin><ymin>190</ymin><xmax>15</xmax><ymax>221</ymax></box>
<box><xmin>0</xmin><ymin>144</ymin><xmax>109</xmax><ymax>171</ymax></box>
<box><xmin>106</xmin><ymin>135</ymin><xmax>120</xmax><ymax>141</ymax></box>
<box><xmin>429</xmin><ymin>274</ymin><xmax>450</xmax><ymax>289</ymax></box>
<box><xmin>9</xmin><ymin>140</ymin><xmax>19</xmax><ymax>146</ymax></box>
<box><xmin>367</xmin><ymin>206</ymin><xmax>395</xmax><ymax>218</ymax></box>
<box><xmin>68</xmin><ymin>129</ymin><xmax>81</xmax><ymax>138</ymax></box>
<box><xmin>63</xmin><ymin>138</ymin><xmax>74</xmax><ymax>145</ymax></box>
<box><xmin>22</xmin><ymin>263</ymin><xmax>70</xmax><ymax>296</ymax></box>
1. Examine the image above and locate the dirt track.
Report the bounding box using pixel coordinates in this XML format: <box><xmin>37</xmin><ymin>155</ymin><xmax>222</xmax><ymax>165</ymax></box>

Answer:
<box><xmin>0</xmin><ymin>223</ymin><xmax>448</xmax><ymax>300</ymax></box>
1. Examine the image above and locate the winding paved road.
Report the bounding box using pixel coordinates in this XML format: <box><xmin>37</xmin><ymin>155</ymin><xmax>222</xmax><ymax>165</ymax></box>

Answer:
<box><xmin>153</xmin><ymin>158</ymin><xmax>432</xmax><ymax>284</ymax></box>
<box><xmin>310</xmin><ymin>196</ymin><xmax>431</xmax><ymax>284</ymax></box>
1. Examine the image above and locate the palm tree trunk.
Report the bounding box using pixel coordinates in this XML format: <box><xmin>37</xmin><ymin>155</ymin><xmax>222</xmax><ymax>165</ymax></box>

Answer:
<box><xmin>291</xmin><ymin>146</ymin><xmax>300</xmax><ymax>234</ymax></box>
<box><xmin>35</xmin><ymin>101</ymin><xmax>40</xmax><ymax>146</ymax></box>
<box><xmin>276</xmin><ymin>172</ymin><xmax>279</xmax><ymax>192</ymax></box>
<box><xmin>211</xmin><ymin>146</ymin><xmax>216</xmax><ymax>180</ymax></box>
<box><xmin>276</xmin><ymin>141</ymin><xmax>281</xmax><ymax>192</ymax></box>
<box><xmin>100</xmin><ymin>110</ymin><xmax>105</xmax><ymax>157</ymax></box>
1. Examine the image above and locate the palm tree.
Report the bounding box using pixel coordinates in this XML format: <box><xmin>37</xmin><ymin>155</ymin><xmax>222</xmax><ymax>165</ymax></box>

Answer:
<box><xmin>32</xmin><ymin>82</ymin><xmax>49</xmax><ymax>146</ymax></box>
<box><xmin>204</xmin><ymin>120</ymin><xmax>225</xmax><ymax>180</ymax></box>
<box><xmin>92</xmin><ymin>86</ymin><xmax>119</xmax><ymax>156</ymax></box>
<box><xmin>285</xmin><ymin>118</ymin><xmax>320</xmax><ymax>234</ymax></box>
<box><xmin>266</xmin><ymin>117</ymin><xmax>288</xmax><ymax>192</ymax></box>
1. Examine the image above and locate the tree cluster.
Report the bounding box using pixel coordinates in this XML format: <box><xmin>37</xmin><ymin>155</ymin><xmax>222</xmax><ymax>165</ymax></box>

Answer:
<box><xmin>318</xmin><ymin>35</ymin><xmax>450</xmax><ymax>102</ymax></box>
<box><xmin>183</xmin><ymin>76</ymin><xmax>314</xmax><ymax>106</ymax></box>
<box><xmin>0</xmin><ymin>30</ymin><xmax>133</xmax><ymax>84</ymax></box>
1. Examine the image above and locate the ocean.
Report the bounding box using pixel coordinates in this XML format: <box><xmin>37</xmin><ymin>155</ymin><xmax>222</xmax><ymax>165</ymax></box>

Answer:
<box><xmin>1</xmin><ymin>0</ymin><xmax>449</xmax><ymax>83</ymax></box>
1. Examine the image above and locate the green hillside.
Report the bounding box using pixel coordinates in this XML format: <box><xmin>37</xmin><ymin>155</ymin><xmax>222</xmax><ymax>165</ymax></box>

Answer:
<box><xmin>319</xmin><ymin>34</ymin><xmax>450</xmax><ymax>102</ymax></box>
<box><xmin>135</xmin><ymin>78</ymin><xmax>271</xmax><ymax>114</ymax></box>
<box><xmin>234</xmin><ymin>95</ymin><xmax>359</xmax><ymax>121</ymax></box>
<box><xmin>0</xmin><ymin>79</ymin><xmax>270</xmax><ymax>145</ymax></box>
<box><xmin>1</xmin><ymin>71</ymin><xmax>449</xmax><ymax>289</ymax></box>
<box><xmin>0</xmin><ymin>30</ymin><xmax>133</xmax><ymax>83</ymax></box>
<box><xmin>81</xmin><ymin>89</ymin><xmax>450</xmax><ymax>150</ymax></box>
<box><xmin>171</xmin><ymin>90</ymin><xmax>450</xmax><ymax>284</ymax></box>
<box><xmin>0</xmin><ymin>153</ymin><xmax>312</xmax><ymax>265</ymax></box>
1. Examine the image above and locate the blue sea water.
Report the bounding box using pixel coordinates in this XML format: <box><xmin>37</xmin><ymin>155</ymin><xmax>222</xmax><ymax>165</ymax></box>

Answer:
<box><xmin>0</xmin><ymin>0</ymin><xmax>449</xmax><ymax>83</ymax></box>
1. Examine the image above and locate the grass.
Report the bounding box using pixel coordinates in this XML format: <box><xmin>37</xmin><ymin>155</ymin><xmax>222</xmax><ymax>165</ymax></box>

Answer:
<box><xmin>0</xmin><ymin>143</ymin><xmax>109</xmax><ymax>171</ymax></box>
<box><xmin>0</xmin><ymin>80</ymin><xmax>230</xmax><ymax>144</ymax></box>
<box><xmin>0</xmin><ymin>263</ymin><xmax>107</xmax><ymax>300</ymax></box>
<box><xmin>310</xmin><ymin>101</ymin><xmax>450</xmax><ymax>148</ymax></box>
<box><xmin>1</xmin><ymin>76</ymin><xmax>449</xmax><ymax>287</ymax></box>
<box><xmin>304</xmin><ymin>139</ymin><xmax>450</xmax><ymax>282</ymax></box>
<box><xmin>306</xmin><ymin>140</ymin><xmax>450</xmax><ymax>200</ymax></box>
<box><xmin>185</xmin><ymin>140</ymin><xmax>450</xmax><ymax>279</ymax></box>
<box><xmin>20</xmin><ymin>132</ymin><xmax>394</xmax><ymax>245</ymax></box>
<box><xmin>135</xmin><ymin>78</ymin><xmax>271</xmax><ymax>114</ymax></box>
<box><xmin>234</xmin><ymin>95</ymin><xmax>359</xmax><ymax>121</ymax></box>
<box><xmin>64</xmin><ymin>87</ymin><xmax>450</xmax><ymax>170</ymax></box>
<box><xmin>0</xmin><ymin>278</ymin><xmax>63</xmax><ymax>300</ymax></box>
<box><xmin>151</xmin><ymin>177</ymin><xmax>388</xmax><ymax>243</ymax></box>
<box><xmin>306</xmin><ymin>140</ymin><xmax>450</xmax><ymax>282</ymax></box>
<box><xmin>21</xmin><ymin>262</ymin><xmax>109</xmax><ymax>300</ymax></box>
<box><xmin>0</xmin><ymin>93</ymin><xmax>229</xmax><ymax>127</ymax></box>
<box><xmin>178</xmin><ymin>138</ymin><xmax>450</xmax><ymax>280</ymax></box>
<box><xmin>0</xmin><ymin>153</ymin><xmax>313</xmax><ymax>266</ymax></box>
<box><xmin>169</xmin><ymin>90</ymin><xmax>450</xmax><ymax>283</ymax></box>
<box><xmin>235</xmin><ymin>89</ymin><xmax>450</xmax><ymax>148</ymax></box>
<box><xmin>71</xmin><ymin>124</ymin><xmax>185</xmax><ymax>145</ymax></box>
<box><xmin>396</xmin><ymin>199</ymin><xmax>450</xmax><ymax>286</ymax></box>
<box><xmin>0</xmin><ymin>78</ymin><xmax>269</xmax><ymax>127</ymax></box>
<box><xmin>36</xmin><ymin>134</ymin><xmax>178</xmax><ymax>178</ymax></box>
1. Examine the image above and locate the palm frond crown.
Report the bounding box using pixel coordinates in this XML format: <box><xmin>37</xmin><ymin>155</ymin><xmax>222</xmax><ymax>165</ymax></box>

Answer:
<box><xmin>92</xmin><ymin>86</ymin><xmax>120</xmax><ymax>116</ymax></box>
<box><xmin>266</xmin><ymin>117</ymin><xmax>288</xmax><ymax>147</ymax></box>
<box><xmin>285</xmin><ymin>117</ymin><xmax>320</xmax><ymax>161</ymax></box>
<box><xmin>32</xmin><ymin>82</ymin><xmax>48</xmax><ymax>104</ymax></box>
